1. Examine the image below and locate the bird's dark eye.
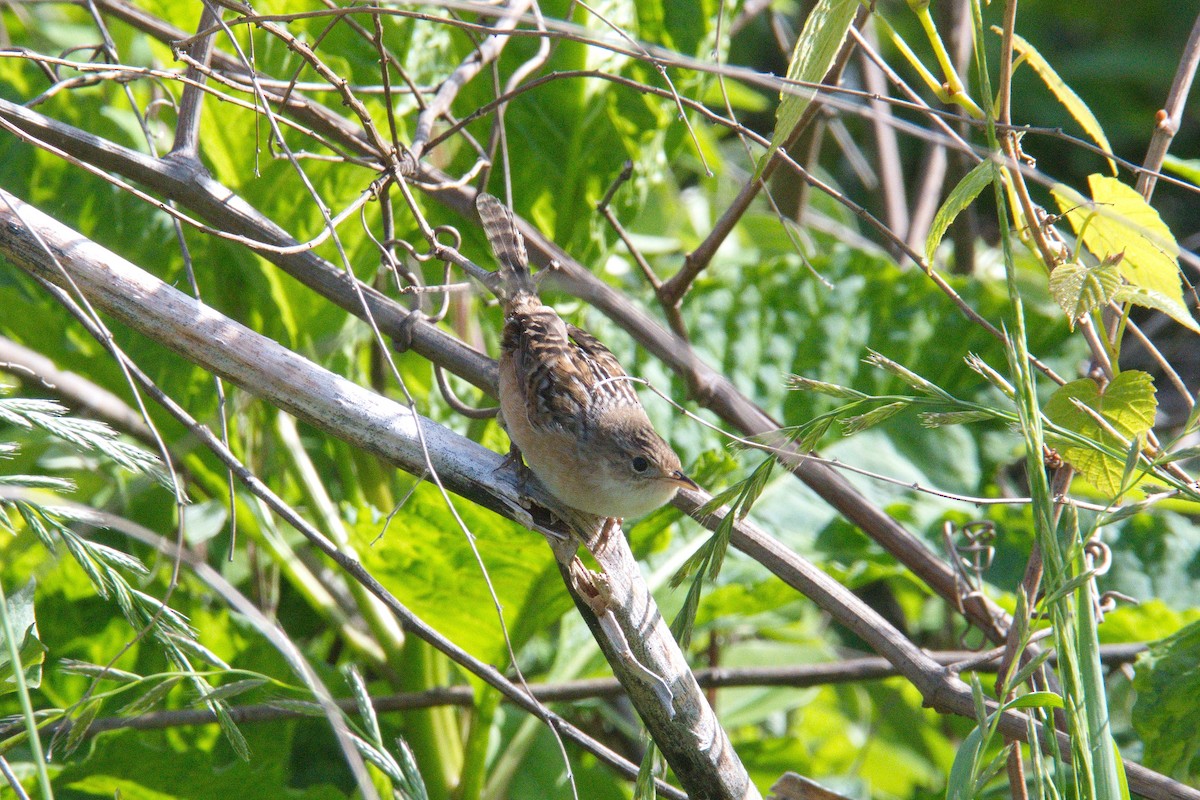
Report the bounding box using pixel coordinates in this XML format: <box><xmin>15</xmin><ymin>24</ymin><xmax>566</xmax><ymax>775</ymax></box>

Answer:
<box><xmin>631</xmin><ymin>455</ymin><xmax>650</xmax><ymax>473</ymax></box>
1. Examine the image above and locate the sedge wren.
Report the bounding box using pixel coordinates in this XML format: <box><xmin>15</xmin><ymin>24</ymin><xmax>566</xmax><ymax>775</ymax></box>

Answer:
<box><xmin>477</xmin><ymin>193</ymin><xmax>697</xmax><ymax>519</ymax></box>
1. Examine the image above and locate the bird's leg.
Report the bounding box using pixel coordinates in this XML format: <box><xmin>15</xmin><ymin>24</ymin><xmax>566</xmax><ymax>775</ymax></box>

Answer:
<box><xmin>498</xmin><ymin>441</ymin><xmax>535</xmax><ymax>508</ymax></box>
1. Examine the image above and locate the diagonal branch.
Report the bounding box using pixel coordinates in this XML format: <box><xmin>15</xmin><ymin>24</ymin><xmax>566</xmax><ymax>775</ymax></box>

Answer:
<box><xmin>0</xmin><ymin>188</ymin><xmax>752</xmax><ymax>800</ymax></box>
<box><xmin>0</xmin><ymin>93</ymin><xmax>1014</xmax><ymax>653</ymax></box>
<box><xmin>656</xmin><ymin>4</ymin><xmax>868</xmax><ymax>308</ymax></box>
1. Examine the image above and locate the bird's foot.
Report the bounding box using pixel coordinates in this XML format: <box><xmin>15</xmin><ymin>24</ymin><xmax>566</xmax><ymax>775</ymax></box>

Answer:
<box><xmin>498</xmin><ymin>444</ymin><xmax>534</xmax><ymax>509</ymax></box>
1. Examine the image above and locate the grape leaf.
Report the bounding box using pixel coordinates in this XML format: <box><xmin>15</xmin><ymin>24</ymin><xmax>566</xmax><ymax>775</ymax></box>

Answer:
<box><xmin>1051</xmin><ymin>175</ymin><xmax>1182</xmax><ymax>302</ymax></box>
<box><xmin>1048</xmin><ymin>254</ymin><xmax>1123</xmax><ymax>327</ymax></box>
<box><xmin>1043</xmin><ymin>370</ymin><xmax>1157</xmax><ymax>495</ymax></box>
<box><xmin>1133</xmin><ymin>620</ymin><xmax>1200</xmax><ymax>782</ymax></box>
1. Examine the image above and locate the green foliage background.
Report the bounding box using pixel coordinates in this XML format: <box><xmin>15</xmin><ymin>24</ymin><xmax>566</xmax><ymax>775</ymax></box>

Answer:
<box><xmin>2</xmin><ymin>1</ymin><xmax>1200</xmax><ymax>798</ymax></box>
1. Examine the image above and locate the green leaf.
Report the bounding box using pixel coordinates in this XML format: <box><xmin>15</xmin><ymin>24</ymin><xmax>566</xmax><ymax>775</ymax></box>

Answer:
<box><xmin>1113</xmin><ymin>284</ymin><xmax>1200</xmax><ymax>334</ymax></box>
<box><xmin>1044</xmin><ymin>370</ymin><xmax>1158</xmax><ymax>495</ymax></box>
<box><xmin>353</xmin><ymin>484</ymin><xmax>569</xmax><ymax>663</ymax></box>
<box><xmin>0</xmin><ymin>579</ymin><xmax>45</xmax><ymax>694</ymax></box>
<box><xmin>1051</xmin><ymin>175</ymin><xmax>1183</xmax><ymax>303</ymax></box>
<box><xmin>1048</xmin><ymin>254</ymin><xmax>1123</xmax><ymax>328</ymax></box>
<box><xmin>926</xmin><ymin>158</ymin><xmax>994</xmax><ymax>263</ymax></box>
<box><xmin>1133</xmin><ymin>619</ymin><xmax>1200</xmax><ymax>782</ymax></box>
<box><xmin>1162</xmin><ymin>154</ymin><xmax>1200</xmax><ymax>187</ymax></box>
<box><xmin>946</xmin><ymin>724</ymin><xmax>986</xmax><ymax>800</ymax></box>
<box><xmin>756</xmin><ymin>0</ymin><xmax>859</xmax><ymax>178</ymax></box>
<box><xmin>1007</xmin><ymin>31</ymin><xmax>1117</xmax><ymax>175</ymax></box>
<box><xmin>1002</xmin><ymin>690</ymin><xmax>1065</xmax><ymax>711</ymax></box>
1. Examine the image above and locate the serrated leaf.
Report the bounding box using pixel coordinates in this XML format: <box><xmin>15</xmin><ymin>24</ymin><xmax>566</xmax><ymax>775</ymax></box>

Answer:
<box><xmin>1044</xmin><ymin>370</ymin><xmax>1158</xmax><ymax>495</ymax></box>
<box><xmin>1008</xmin><ymin>31</ymin><xmax>1117</xmax><ymax>175</ymax></box>
<box><xmin>926</xmin><ymin>158</ymin><xmax>994</xmax><ymax>262</ymax></box>
<box><xmin>1</xmin><ymin>580</ymin><xmax>45</xmax><ymax>694</ymax></box>
<box><xmin>1052</xmin><ymin>175</ymin><xmax>1182</xmax><ymax>303</ymax></box>
<box><xmin>756</xmin><ymin>0</ymin><xmax>858</xmax><ymax>178</ymax></box>
<box><xmin>1113</xmin><ymin>284</ymin><xmax>1200</xmax><ymax>334</ymax></box>
<box><xmin>1048</xmin><ymin>255</ymin><xmax>1123</xmax><ymax>327</ymax></box>
<box><xmin>1133</xmin><ymin>620</ymin><xmax>1200</xmax><ymax>782</ymax></box>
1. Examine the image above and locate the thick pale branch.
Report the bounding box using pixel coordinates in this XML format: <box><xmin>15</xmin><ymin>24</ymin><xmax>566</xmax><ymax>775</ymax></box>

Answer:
<box><xmin>0</xmin><ymin>189</ymin><xmax>753</xmax><ymax>800</ymax></box>
<box><xmin>0</xmin><ymin>93</ymin><xmax>1016</xmax><ymax>654</ymax></box>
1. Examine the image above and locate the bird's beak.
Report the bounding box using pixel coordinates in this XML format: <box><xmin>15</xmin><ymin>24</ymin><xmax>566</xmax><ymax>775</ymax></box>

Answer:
<box><xmin>669</xmin><ymin>470</ymin><xmax>700</xmax><ymax>491</ymax></box>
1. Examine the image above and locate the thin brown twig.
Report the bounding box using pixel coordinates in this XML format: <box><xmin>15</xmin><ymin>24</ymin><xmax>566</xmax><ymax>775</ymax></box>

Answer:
<box><xmin>859</xmin><ymin>22</ymin><xmax>909</xmax><ymax>246</ymax></box>
<box><xmin>594</xmin><ymin>163</ymin><xmax>690</xmax><ymax>338</ymax></box>
<box><xmin>1137</xmin><ymin>11</ymin><xmax>1200</xmax><ymax>201</ymax></box>
<box><xmin>169</xmin><ymin>3</ymin><xmax>220</xmax><ymax>160</ymax></box>
<box><xmin>657</xmin><ymin>5</ymin><xmax>868</xmax><ymax>310</ymax></box>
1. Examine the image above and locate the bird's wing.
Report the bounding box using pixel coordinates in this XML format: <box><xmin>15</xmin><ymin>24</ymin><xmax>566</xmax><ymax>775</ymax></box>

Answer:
<box><xmin>505</xmin><ymin>301</ymin><xmax>592</xmax><ymax>438</ymax></box>
<box><xmin>502</xmin><ymin>304</ymin><xmax>644</xmax><ymax>438</ymax></box>
<box><xmin>565</xmin><ymin>324</ymin><xmax>643</xmax><ymax>414</ymax></box>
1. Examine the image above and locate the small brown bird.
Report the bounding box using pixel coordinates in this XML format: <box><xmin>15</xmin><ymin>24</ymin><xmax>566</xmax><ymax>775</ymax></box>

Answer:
<box><xmin>477</xmin><ymin>193</ymin><xmax>697</xmax><ymax>519</ymax></box>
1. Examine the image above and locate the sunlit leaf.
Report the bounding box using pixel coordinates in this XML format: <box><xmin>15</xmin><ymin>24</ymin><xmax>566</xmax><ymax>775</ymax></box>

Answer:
<box><xmin>1051</xmin><ymin>175</ymin><xmax>1182</xmax><ymax>303</ymax></box>
<box><xmin>926</xmin><ymin>158</ymin><xmax>994</xmax><ymax>263</ymax></box>
<box><xmin>1113</xmin><ymin>284</ymin><xmax>1200</xmax><ymax>334</ymax></box>
<box><xmin>1048</xmin><ymin>254</ymin><xmax>1123</xmax><ymax>327</ymax></box>
<box><xmin>756</xmin><ymin>0</ymin><xmax>858</xmax><ymax>178</ymax></box>
<box><xmin>1044</xmin><ymin>370</ymin><xmax>1158</xmax><ymax>495</ymax></box>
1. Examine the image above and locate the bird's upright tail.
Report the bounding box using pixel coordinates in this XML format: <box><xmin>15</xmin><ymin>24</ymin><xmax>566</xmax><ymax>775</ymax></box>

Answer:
<box><xmin>476</xmin><ymin>193</ymin><xmax>537</xmax><ymax>303</ymax></box>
